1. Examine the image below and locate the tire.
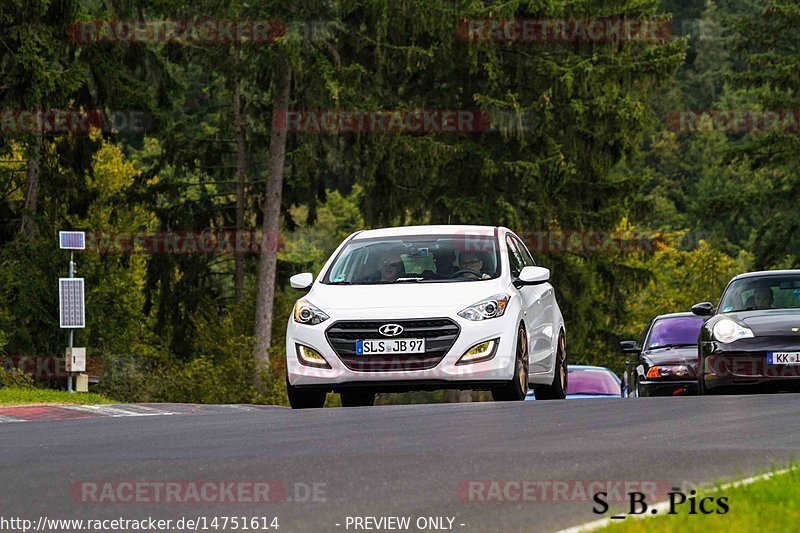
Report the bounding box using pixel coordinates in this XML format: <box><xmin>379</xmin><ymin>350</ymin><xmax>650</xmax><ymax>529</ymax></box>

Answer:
<box><xmin>491</xmin><ymin>324</ymin><xmax>529</xmax><ymax>402</ymax></box>
<box><xmin>533</xmin><ymin>333</ymin><xmax>567</xmax><ymax>400</ymax></box>
<box><xmin>286</xmin><ymin>375</ymin><xmax>327</xmax><ymax>409</ymax></box>
<box><xmin>340</xmin><ymin>390</ymin><xmax>376</xmax><ymax>407</ymax></box>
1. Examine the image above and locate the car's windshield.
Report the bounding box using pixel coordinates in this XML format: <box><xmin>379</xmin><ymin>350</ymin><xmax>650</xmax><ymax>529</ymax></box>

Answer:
<box><xmin>322</xmin><ymin>234</ymin><xmax>500</xmax><ymax>284</ymax></box>
<box><xmin>719</xmin><ymin>275</ymin><xmax>800</xmax><ymax>312</ymax></box>
<box><xmin>645</xmin><ymin>316</ymin><xmax>704</xmax><ymax>349</ymax></box>
<box><xmin>566</xmin><ymin>369</ymin><xmax>620</xmax><ymax>395</ymax></box>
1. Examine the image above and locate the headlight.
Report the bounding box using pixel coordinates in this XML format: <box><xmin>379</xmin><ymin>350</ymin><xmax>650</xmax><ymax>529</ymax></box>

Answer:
<box><xmin>712</xmin><ymin>318</ymin><xmax>754</xmax><ymax>343</ymax></box>
<box><xmin>296</xmin><ymin>344</ymin><xmax>331</xmax><ymax>369</ymax></box>
<box><xmin>458</xmin><ymin>294</ymin><xmax>510</xmax><ymax>321</ymax></box>
<box><xmin>293</xmin><ymin>299</ymin><xmax>329</xmax><ymax>325</ymax></box>
<box><xmin>645</xmin><ymin>365</ymin><xmax>691</xmax><ymax>379</ymax></box>
<box><xmin>456</xmin><ymin>338</ymin><xmax>499</xmax><ymax>365</ymax></box>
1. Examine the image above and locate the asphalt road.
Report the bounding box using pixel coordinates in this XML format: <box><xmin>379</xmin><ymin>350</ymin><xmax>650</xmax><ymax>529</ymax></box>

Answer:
<box><xmin>1</xmin><ymin>395</ymin><xmax>799</xmax><ymax>532</ymax></box>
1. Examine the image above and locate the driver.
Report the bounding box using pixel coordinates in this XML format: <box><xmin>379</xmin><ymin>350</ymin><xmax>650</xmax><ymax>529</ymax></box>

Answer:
<box><xmin>457</xmin><ymin>252</ymin><xmax>490</xmax><ymax>280</ymax></box>
<box><xmin>748</xmin><ymin>285</ymin><xmax>774</xmax><ymax>309</ymax></box>
<box><xmin>377</xmin><ymin>252</ymin><xmax>405</xmax><ymax>282</ymax></box>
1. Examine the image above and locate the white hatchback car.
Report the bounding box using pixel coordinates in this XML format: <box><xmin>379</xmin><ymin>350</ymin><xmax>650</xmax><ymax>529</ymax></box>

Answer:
<box><xmin>285</xmin><ymin>225</ymin><xmax>567</xmax><ymax>408</ymax></box>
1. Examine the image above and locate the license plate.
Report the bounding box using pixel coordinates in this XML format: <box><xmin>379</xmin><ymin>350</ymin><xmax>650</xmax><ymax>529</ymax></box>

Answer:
<box><xmin>356</xmin><ymin>339</ymin><xmax>426</xmax><ymax>355</ymax></box>
<box><xmin>768</xmin><ymin>352</ymin><xmax>800</xmax><ymax>365</ymax></box>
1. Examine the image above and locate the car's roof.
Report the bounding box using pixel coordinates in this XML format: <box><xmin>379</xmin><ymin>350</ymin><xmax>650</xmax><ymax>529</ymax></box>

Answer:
<box><xmin>731</xmin><ymin>269</ymin><xmax>800</xmax><ymax>281</ymax></box>
<box><xmin>352</xmin><ymin>225</ymin><xmax>501</xmax><ymax>240</ymax></box>
<box><xmin>654</xmin><ymin>311</ymin><xmax>699</xmax><ymax>320</ymax></box>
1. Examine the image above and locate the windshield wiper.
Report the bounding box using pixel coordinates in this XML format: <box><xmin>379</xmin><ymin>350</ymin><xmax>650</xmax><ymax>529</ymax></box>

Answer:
<box><xmin>394</xmin><ymin>277</ymin><xmax>425</xmax><ymax>283</ymax></box>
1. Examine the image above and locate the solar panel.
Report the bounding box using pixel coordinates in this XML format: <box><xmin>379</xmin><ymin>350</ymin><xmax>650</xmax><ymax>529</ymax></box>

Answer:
<box><xmin>59</xmin><ymin>278</ymin><xmax>85</xmax><ymax>328</ymax></box>
<box><xmin>59</xmin><ymin>231</ymin><xmax>85</xmax><ymax>250</ymax></box>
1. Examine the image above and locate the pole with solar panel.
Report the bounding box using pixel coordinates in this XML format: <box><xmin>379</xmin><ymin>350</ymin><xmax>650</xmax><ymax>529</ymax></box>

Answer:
<box><xmin>59</xmin><ymin>231</ymin><xmax>86</xmax><ymax>393</ymax></box>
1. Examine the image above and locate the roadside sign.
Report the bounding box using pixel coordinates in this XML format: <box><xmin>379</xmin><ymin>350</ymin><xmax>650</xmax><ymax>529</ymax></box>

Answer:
<box><xmin>59</xmin><ymin>278</ymin><xmax>85</xmax><ymax>328</ymax></box>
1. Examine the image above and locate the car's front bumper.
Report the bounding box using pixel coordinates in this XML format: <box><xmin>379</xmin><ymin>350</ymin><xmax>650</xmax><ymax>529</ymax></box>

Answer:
<box><xmin>701</xmin><ymin>339</ymin><xmax>800</xmax><ymax>392</ymax></box>
<box><xmin>286</xmin><ymin>309</ymin><xmax>520</xmax><ymax>390</ymax></box>
<box><xmin>638</xmin><ymin>380</ymin><xmax>697</xmax><ymax>396</ymax></box>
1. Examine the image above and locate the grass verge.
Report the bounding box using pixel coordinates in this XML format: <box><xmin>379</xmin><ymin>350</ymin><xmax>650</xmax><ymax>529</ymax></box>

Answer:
<box><xmin>0</xmin><ymin>387</ymin><xmax>114</xmax><ymax>405</ymax></box>
<box><xmin>599</xmin><ymin>466</ymin><xmax>800</xmax><ymax>532</ymax></box>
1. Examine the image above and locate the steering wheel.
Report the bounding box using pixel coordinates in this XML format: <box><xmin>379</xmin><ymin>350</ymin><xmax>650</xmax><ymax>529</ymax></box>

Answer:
<box><xmin>450</xmin><ymin>269</ymin><xmax>483</xmax><ymax>279</ymax></box>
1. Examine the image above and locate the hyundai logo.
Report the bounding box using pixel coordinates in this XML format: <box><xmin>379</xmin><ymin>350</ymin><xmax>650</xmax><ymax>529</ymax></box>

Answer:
<box><xmin>379</xmin><ymin>324</ymin><xmax>404</xmax><ymax>337</ymax></box>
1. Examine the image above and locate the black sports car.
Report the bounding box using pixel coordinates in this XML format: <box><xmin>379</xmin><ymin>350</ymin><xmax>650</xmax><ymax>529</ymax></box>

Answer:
<box><xmin>621</xmin><ymin>312</ymin><xmax>705</xmax><ymax>397</ymax></box>
<box><xmin>692</xmin><ymin>270</ymin><xmax>800</xmax><ymax>394</ymax></box>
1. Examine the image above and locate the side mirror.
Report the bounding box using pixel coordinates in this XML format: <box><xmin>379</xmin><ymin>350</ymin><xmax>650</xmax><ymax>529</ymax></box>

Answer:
<box><xmin>620</xmin><ymin>340</ymin><xmax>639</xmax><ymax>354</ymax></box>
<box><xmin>691</xmin><ymin>301</ymin><xmax>715</xmax><ymax>316</ymax></box>
<box><xmin>289</xmin><ymin>272</ymin><xmax>314</xmax><ymax>290</ymax></box>
<box><xmin>518</xmin><ymin>266</ymin><xmax>550</xmax><ymax>285</ymax></box>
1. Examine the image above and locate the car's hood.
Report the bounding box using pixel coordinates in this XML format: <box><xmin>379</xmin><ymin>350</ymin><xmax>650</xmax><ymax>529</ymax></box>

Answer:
<box><xmin>642</xmin><ymin>346</ymin><xmax>698</xmax><ymax>367</ymax></box>
<box><xmin>306</xmin><ymin>279</ymin><xmax>508</xmax><ymax>311</ymax></box>
<box><xmin>723</xmin><ymin>309</ymin><xmax>800</xmax><ymax>336</ymax></box>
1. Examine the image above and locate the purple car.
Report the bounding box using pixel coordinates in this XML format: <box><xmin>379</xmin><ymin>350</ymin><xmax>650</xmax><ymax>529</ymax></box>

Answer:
<box><xmin>526</xmin><ymin>365</ymin><xmax>621</xmax><ymax>399</ymax></box>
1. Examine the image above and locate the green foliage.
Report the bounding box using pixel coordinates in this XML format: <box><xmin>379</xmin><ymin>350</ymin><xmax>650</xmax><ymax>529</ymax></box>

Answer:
<box><xmin>0</xmin><ymin>368</ymin><xmax>35</xmax><ymax>389</ymax></box>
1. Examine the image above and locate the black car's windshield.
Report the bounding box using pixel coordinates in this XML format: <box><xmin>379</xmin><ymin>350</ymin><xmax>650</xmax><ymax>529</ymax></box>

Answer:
<box><xmin>645</xmin><ymin>316</ymin><xmax>704</xmax><ymax>349</ymax></box>
<box><xmin>719</xmin><ymin>275</ymin><xmax>800</xmax><ymax>313</ymax></box>
<box><xmin>322</xmin><ymin>234</ymin><xmax>500</xmax><ymax>284</ymax></box>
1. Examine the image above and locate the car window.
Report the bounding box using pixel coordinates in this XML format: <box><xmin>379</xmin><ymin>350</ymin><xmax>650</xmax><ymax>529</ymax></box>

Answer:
<box><xmin>719</xmin><ymin>275</ymin><xmax>800</xmax><ymax>312</ymax></box>
<box><xmin>322</xmin><ymin>234</ymin><xmax>500</xmax><ymax>284</ymax></box>
<box><xmin>513</xmin><ymin>236</ymin><xmax>536</xmax><ymax>266</ymax></box>
<box><xmin>505</xmin><ymin>235</ymin><xmax>525</xmax><ymax>278</ymax></box>
<box><xmin>644</xmin><ymin>316</ymin><xmax>704</xmax><ymax>349</ymax></box>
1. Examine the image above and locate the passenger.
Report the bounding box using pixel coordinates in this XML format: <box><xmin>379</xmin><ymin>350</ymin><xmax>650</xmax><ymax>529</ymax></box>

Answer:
<box><xmin>377</xmin><ymin>252</ymin><xmax>405</xmax><ymax>282</ymax></box>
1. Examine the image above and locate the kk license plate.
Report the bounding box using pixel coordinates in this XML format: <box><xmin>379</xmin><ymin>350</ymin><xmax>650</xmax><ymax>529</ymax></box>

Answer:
<box><xmin>768</xmin><ymin>352</ymin><xmax>800</xmax><ymax>365</ymax></box>
<box><xmin>356</xmin><ymin>339</ymin><xmax>426</xmax><ymax>355</ymax></box>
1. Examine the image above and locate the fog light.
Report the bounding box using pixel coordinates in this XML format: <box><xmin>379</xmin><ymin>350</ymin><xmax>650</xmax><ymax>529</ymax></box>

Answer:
<box><xmin>456</xmin><ymin>339</ymin><xmax>499</xmax><ymax>365</ymax></box>
<box><xmin>296</xmin><ymin>344</ymin><xmax>331</xmax><ymax>369</ymax></box>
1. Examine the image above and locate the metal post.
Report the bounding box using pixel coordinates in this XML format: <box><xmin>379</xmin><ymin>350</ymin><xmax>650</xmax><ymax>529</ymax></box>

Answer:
<box><xmin>67</xmin><ymin>251</ymin><xmax>74</xmax><ymax>393</ymax></box>
<box><xmin>67</xmin><ymin>330</ymin><xmax>73</xmax><ymax>392</ymax></box>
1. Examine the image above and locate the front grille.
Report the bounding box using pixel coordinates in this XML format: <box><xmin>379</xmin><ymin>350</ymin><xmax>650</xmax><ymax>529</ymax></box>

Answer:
<box><xmin>325</xmin><ymin>318</ymin><xmax>460</xmax><ymax>372</ymax></box>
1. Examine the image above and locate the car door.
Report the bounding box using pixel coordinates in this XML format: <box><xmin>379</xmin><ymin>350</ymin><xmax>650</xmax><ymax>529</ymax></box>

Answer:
<box><xmin>506</xmin><ymin>234</ymin><xmax>553</xmax><ymax>373</ymax></box>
